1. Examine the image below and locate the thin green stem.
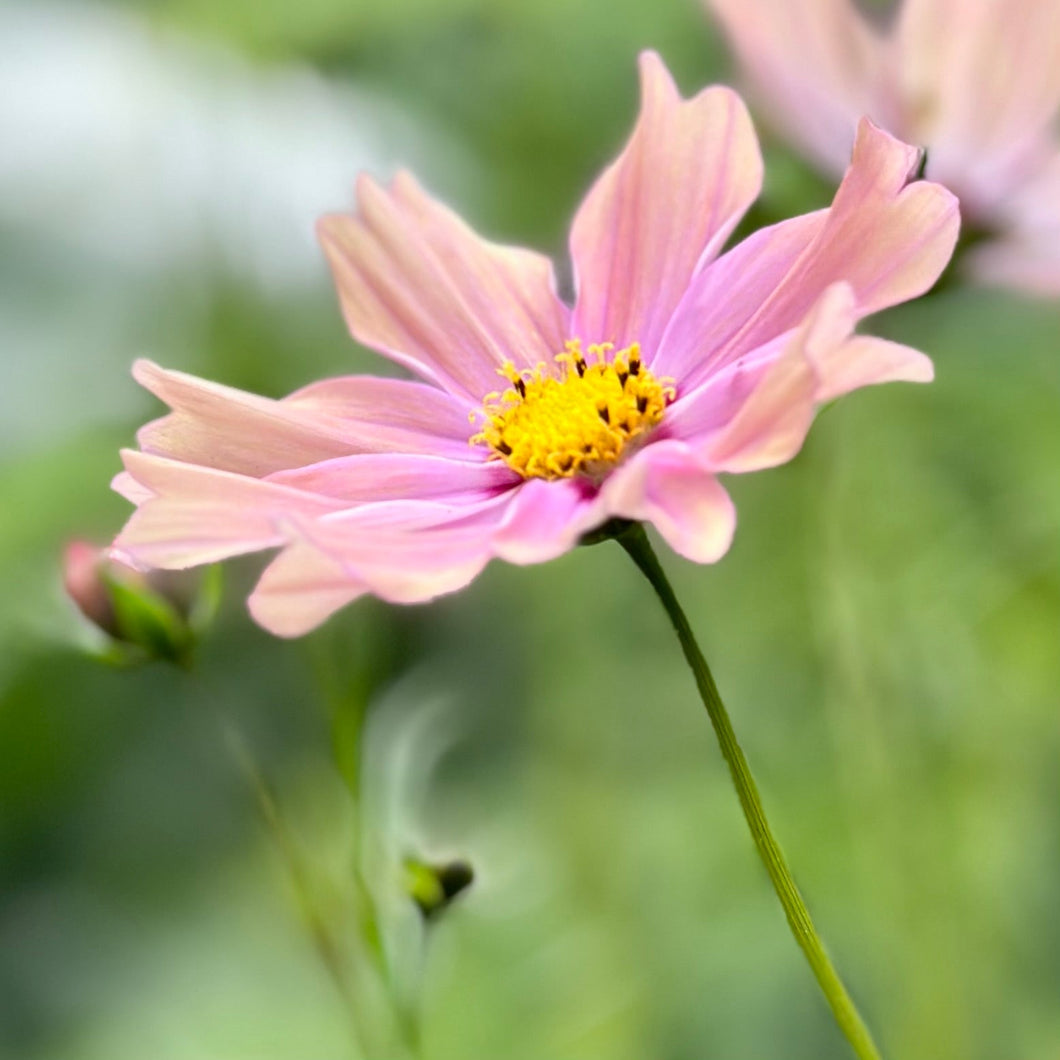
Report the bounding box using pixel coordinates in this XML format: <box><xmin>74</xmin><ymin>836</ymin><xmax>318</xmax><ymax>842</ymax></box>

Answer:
<box><xmin>310</xmin><ymin>640</ymin><xmax>424</xmax><ymax>1059</ymax></box>
<box><xmin>221</xmin><ymin>720</ymin><xmax>375</xmax><ymax>1059</ymax></box>
<box><xmin>348</xmin><ymin>797</ymin><xmax>424</xmax><ymax>1059</ymax></box>
<box><xmin>617</xmin><ymin>523</ymin><xmax>883</xmax><ymax>1060</ymax></box>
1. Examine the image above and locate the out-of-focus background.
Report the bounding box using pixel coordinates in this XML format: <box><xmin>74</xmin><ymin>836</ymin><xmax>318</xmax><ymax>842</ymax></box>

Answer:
<box><xmin>2</xmin><ymin>1</ymin><xmax>1059</xmax><ymax>1058</ymax></box>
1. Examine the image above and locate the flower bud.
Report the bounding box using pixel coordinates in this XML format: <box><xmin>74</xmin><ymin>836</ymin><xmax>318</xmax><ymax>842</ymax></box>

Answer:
<box><xmin>403</xmin><ymin>855</ymin><xmax>474</xmax><ymax>922</ymax></box>
<box><xmin>63</xmin><ymin>541</ymin><xmax>121</xmax><ymax>635</ymax></box>
<box><xmin>62</xmin><ymin>541</ymin><xmax>219</xmax><ymax>665</ymax></box>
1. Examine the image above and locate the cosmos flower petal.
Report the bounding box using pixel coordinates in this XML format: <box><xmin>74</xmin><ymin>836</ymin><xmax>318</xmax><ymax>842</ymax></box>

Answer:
<box><xmin>706</xmin><ymin>0</ymin><xmax>878</xmax><ymax>174</ymax></box>
<box><xmin>281</xmin><ymin>373</ymin><xmax>476</xmax><ymax>452</ymax></box>
<box><xmin>266</xmin><ymin>452</ymin><xmax>520</xmax><ymax>502</ymax></box>
<box><xmin>669</xmin><ymin>306</ymin><xmax>934</xmax><ymax>436</ymax></box>
<box><xmin>654</xmin><ymin>210</ymin><xmax>828</xmax><ymax>390</ymax></box>
<box><xmin>111</xmin><ymin>469</ymin><xmax>154</xmax><ymax>504</ymax></box>
<box><xmin>663</xmin><ymin>330</ymin><xmax>796</xmax><ymax>443</ymax></box>
<box><xmin>811</xmin><ymin>120</ymin><xmax>960</xmax><ymax>314</ymax></box>
<box><xmin>248</xmin><ymin>542</ymin><xmax>370</xmax><ymax>639</ymax></box>
<box><xmin>491</xmin><ymin>478</ymin><xmax>605</xmax><ymax>565</ymax></box>
<box><xmin>134</xmin><ymin>359</ymin><xmax>481</xmax><ymax>475</ymax></box>
<box><xmin>894</xmin><ymin>0</ymin><xmax>1060</xmax><ymax>181</ymax></box>
<box><xmin>813</xmin><ymin>335</ymin><xmax>934</xmax><ymax>403</ymax></box>
<box><xmin>249</xmin><ymin>500</ymin><xmax>505</xmax><ymax>636</ymax></box>
<box><xmin>599</xmin><ymin>441</ymin><xmax>736</xmax><ymax>564</ymax></box>
<box><xmin>708</xmin><ymin>0</ymin><xmax>1060</xmax><ymax>295</ymax></box>
<box><xmin>961</xmin><ymin>152</ymin><xmax>1060</xmax><ymax>295</ymax></box>
<box><xmin>113</xmin><ymin>450</ymin><xmax>345</xmax><ymax>568</ymax></box>
<box><xmin>965</xmin><ymin>236</ymin><xmax>1060</xmax><ymax>297</ymax></box>
<box><xmin>655</xmin><ymin>119</ymin><xmax>959</xmax><ymax>390</ymax></box>
<box><xmin>570</xmin><ymin>50</ymin><xmax>763</xmax><ymax>355</ymax></box>
<box><xmin>891</xmin><ymin>0</ymin><xmax>1060</xmax><ymax>222</ymax></box>
<box><xmin>694</xmin><ymin>284</ymin><xmax>855</xmax><ymax>473</ymax></box>
<box><xmin>319</xmin><ymin>171</ymin><xmax>569</xmax><ymax>402</ymax></box>
<box><xmin>248</xmin><ymin>499</ymin><xmax>507</xmax><ymax>634</ymax></box>
<box><xmin>134</xmin><ymin>359</ymin><xmax>360</xmax><ymax>475</ymax></box>
<box><xmin>696</xmin><ymin>345</ymin><xmax>817</xmax><ymax>474</ymax></box>
<box><xmin>281</xmin><ymin>374</ymin><xmax>483</xmax><ymax>458</ymax></box>
<box><xmin>108</xmin><ymin>56</ymin><xmax>955</xmax><ymax>636</ymax></box>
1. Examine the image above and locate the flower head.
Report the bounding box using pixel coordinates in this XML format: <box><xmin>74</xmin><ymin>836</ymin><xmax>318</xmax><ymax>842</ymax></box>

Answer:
<box><xmin>706</xmin><ymin>0</ymin><xmax>1060</xmax><ymax>294</ymax></box>
<box><xmin>111</xmin><ymin>53</ymin><xmax>958</xmax><ymax>637</ymax></box>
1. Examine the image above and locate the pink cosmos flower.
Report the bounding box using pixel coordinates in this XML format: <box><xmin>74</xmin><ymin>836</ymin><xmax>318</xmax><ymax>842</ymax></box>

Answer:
<box><xmin>706</xmin><ymin>0</ymin><xmax>1060</xmax><ymax>294</ymax></box>
<box><xmin>111</xmin><ymin>52</ymin><xmax>958</xmax><ymax>638</ymax></box>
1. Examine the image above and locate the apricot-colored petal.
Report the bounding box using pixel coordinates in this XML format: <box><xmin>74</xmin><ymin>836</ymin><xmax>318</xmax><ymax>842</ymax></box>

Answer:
<box><xmin>134</xmin><ymin>360</ymin><xmax>480</xmax><ymax>475</ymax></box>
<box><xmin>111</xmin><ymin>468</ymin><xmax>154</xmax><ymax>504</ymax></box>
<box><xmin>112</xmin><ymin>450</ymin><xmax>344</xmax><ymax>568</ymax></box>
<box><xmin>663</xmin><ymin>330</ymin><xmax>794</xmax><ymax>443</ymax></box>
<box><xmin>669</xmin><ymin>314</ymin><xmax>934</xmax><ymax>438</ymax></box>
<box><xmin>490</xmin><ymin>478</ymin><xmax>604</xmax><ymax>565</ymax></box>
<box><xmin>319</xmin><ymin>172</ymin><xmax>569</xmax><ymax>402</ymax></box>
<box><xmin>813</xmin><ymin>335</ymin><xmax>934</xmax><ymax>404</ymax></box>
<box><xmin>281</xmin><ymin>374</ymin><xmax>476</xmax><ymax>452</ymax></box>
<box><xmin>570</xmin><ymin>51</ymin><xmax>762</xmax><ymax>355</ymax></box>
<box><xmin>600</xmin><ymin>441</ymin><xmax>737</xmax><ymax>564</ymax></box>
<box><xmin>248</xmin><ymin>542</ymin><xmax>369</xmax><ymax>639</ymax></box>
<box><xmin>656</xmin><ymin>120</ymin><xmax>959</xmax><ymax>390</ymax></box>
<box><xmin>693</xmin><ymin>285</ymin><xmax>854</xmax><ymax>473</ymax></box>
<box><xmin>266</xmin><ymin>452</ymin><xmax>519</xmax><ymax>502</ymax></box>
<box><xmin>248</xmin><ymin>498</ymin><xmax>510</xmax><ymax>634</ymax></box>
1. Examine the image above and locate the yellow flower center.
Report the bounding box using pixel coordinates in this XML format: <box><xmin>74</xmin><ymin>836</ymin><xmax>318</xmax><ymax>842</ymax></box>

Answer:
<box><xmin>470</xmin><ymin>341</ymin><xmax>674</xmax><ymax>480</ymax></box>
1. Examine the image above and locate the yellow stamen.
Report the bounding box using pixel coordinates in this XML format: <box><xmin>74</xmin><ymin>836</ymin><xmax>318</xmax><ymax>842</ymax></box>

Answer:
<box><xmin>470</xmin><ymin>341</ymin><xmax>674</xmax><ymax>480</ymax></box>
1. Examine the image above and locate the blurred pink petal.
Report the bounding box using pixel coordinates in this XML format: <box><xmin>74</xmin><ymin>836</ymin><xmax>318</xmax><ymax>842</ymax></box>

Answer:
<box><xmin>707</xmin><ymin>0</ymin><xmax>878</xmax><ymax>173</ymax></box>
<box><xmin>966</xmin><ymin>239</ymin><xmax>1060</xmax><ymax>298</ymax></box>
<box><xmin>319</xmin><ymin>171</ymin><xmax>568</xmax><ymax>401</ymax></box>
<box><xmin>113</xmin><ymin>53</ymin><xmax>955</xmax><ymax>635</ymax></box>
<box><xmin>964</xmin><ymin>151</ymin><xmax>1060</xmax><ymax>294</ymax></box>
<box><xmin>893</xmin><ymin>0</ymin><xmax>1060</xmax><ymax>193</ymax></box>
<box><xmin>570</xmin><ymin>52</ymin><xmax>762</xmax><ymax>353</ymax></box>
<box><xmin>707</xmin><ymin>0</ymin><xmax>1060</xmax><ymax>294</ymax></box>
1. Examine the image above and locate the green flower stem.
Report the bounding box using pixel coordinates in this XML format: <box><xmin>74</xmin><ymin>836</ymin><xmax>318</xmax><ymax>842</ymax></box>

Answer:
<box><xmin>220</xmin><ymin>720</ymin><xmax>377</xmax><ymax>1058</ymax></box>
<box><xmin>617</xmin><ymin>523</ymin><xmax>883</xmax><ymax>1060</ymax></box>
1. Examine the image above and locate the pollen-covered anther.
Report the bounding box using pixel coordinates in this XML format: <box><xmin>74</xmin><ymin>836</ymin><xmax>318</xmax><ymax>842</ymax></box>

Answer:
<box><xmin>469</xmin><ymin>340</ymin><xmax>675</xmax><ymax>480</ymax></box>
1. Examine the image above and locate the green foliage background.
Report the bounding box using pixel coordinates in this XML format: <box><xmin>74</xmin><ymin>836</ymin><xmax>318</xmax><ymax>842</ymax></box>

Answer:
<box><xmin>2</xmin><ymin>1</ymin><xmax>1059</xmax><ymax>1058</ymax></box>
